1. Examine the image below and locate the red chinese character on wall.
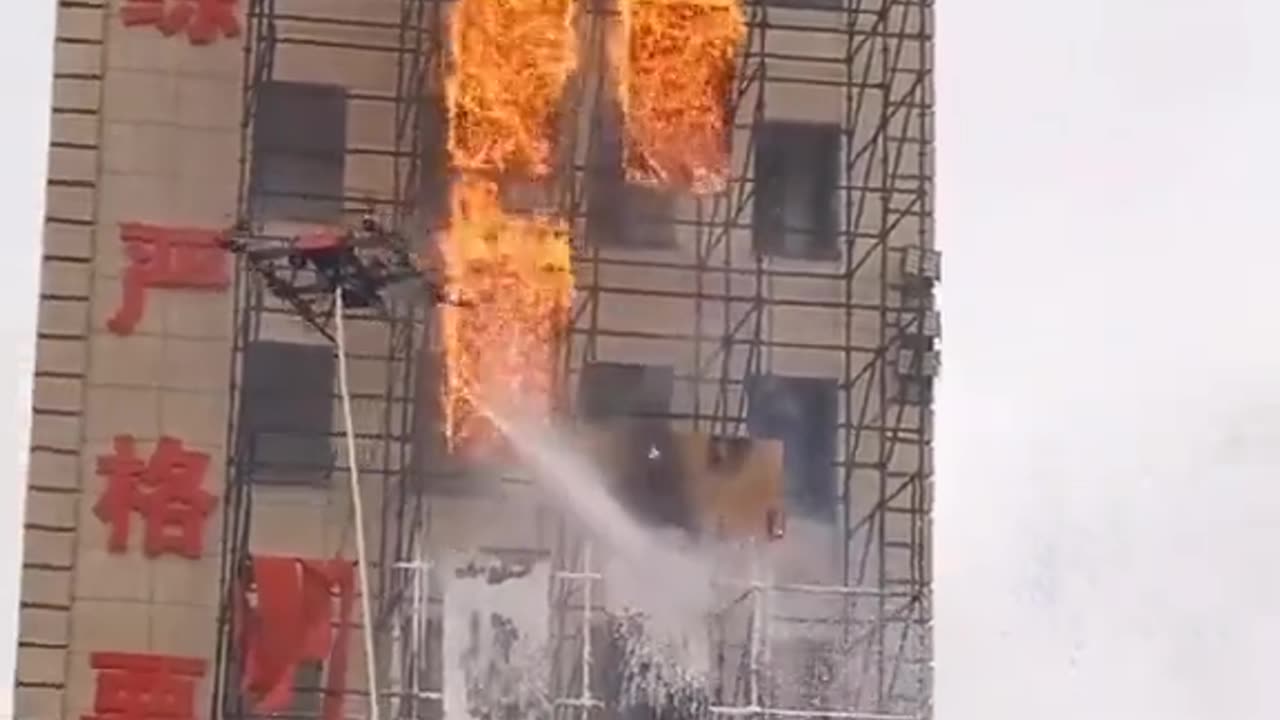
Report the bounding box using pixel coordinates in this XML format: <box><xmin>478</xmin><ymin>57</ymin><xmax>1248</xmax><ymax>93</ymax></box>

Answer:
<box><xmin>84</xmin><ymin>652</ymin><xmax>206</xmax><ymax>720</ymax></box>
<box><xmin>107</xmin><ymin>222</ymin><xmax>231</xmax><ymax>337</ymax></box>
<box><xmin>95</xmin><ymin>435</ymin><xmax>218</xmax><ymax>560</ymax></box>
<box><xmin>121</xmin><ymin>0</ymin><xmax>241</xmax><ymax>46</ymax></box>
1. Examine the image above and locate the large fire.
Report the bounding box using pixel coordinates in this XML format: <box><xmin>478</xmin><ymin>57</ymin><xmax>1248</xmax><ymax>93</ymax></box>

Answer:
<box><xmin>437</xmin><ymin>0</ymin><xmax>743</xmax><ymax>448</ymax></box>
<box><xmin>435</xmin><ymin>178</ymin><xmax>570</xmax><ymax>443</ymax></box>
<box><xmin>617</xmin><ymin>0</ymin><xmax>745</xmax><ymax>192</ymax></box>
<box><xmin>445</xmin><ymin>0</ymin><xmax>578</xmax><ymax>176</ymax></box>
<box><xmin>440</xmin><ymin>0</ymin><xmax>578</xmax><ymax>449</ymax></box>
<box><xmin>439</xmin><ymin>180</ymin><xmax>573</xmax><ymax>449</ymax></box>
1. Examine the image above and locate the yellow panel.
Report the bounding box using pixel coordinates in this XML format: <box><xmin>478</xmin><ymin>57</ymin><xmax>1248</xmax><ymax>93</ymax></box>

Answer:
<box><xmin>675</xmin><ymin>432</ymin><xmax>783</xmax><ymax>540</ymax></box>
<box><xmin>580</xmin><ymin>422</ymin><xmax>783</xmax><ymax>540</ymax></box>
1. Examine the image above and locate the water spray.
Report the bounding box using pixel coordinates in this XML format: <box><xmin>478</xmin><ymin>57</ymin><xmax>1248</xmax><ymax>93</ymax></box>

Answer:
<box><xmin>480</xmin><ymin>403</ymin><xmax>720</xmax><ymax>699</ymax></box>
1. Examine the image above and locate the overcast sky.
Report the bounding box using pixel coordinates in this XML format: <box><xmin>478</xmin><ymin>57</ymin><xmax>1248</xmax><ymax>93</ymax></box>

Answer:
<box><xmin>935</xmin><ymin>0</ymin><xmax>1280</xmax><ymax>717</ymax></box>
<box><xmin>0</xmin><ymin>4</ymin><xmax>55</xmax><ymax>715</ymax></box>
<box><xmin>3</xmin><ymin>1</ymin><xmax>1280</xmax><ymax>717</ymax></box>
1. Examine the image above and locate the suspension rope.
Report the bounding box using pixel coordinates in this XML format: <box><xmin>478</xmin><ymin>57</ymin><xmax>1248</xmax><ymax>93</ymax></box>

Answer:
<box><xmin>333</xmin><ymin>288</ymin><xmax>382</xmax><ymax>720</ymax></box>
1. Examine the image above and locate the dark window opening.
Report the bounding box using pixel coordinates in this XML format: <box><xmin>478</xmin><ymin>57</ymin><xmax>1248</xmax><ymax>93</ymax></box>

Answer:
<box><xmin>753</xmin><ymin>121</ymin><xmax>841</xmax><ymax>261</ymax></box>
<box><xmin>251</xmin><ymin>81</ymin><xmax>348</xmax><ymax>223</ymax></box>
<box><xmin>239</xmin><ymin>340</ymin><xmax>336</xmax><ymax>485</ymax></box>
<box><xmin>746</xmin><ymin>374</ymin><xmax>838</xmax><ymax>520</ymax></box>
<box><xmin>578</xmin><ymin>362</ymin><xmax>688</xmax><ymax>530</ymax></box>
<box><xmin>586</xmin><ymin>99</ymin><xmax>677</xmax><ymax>248</ymax></box>
<box><xmin>577</xmin><ymin>362</ymin><xmax>675</xmax><ymax>421</ymax></box>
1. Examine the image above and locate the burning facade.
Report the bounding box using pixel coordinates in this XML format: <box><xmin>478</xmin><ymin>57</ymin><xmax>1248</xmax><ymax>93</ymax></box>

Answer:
<box><xmin>438</xmin><ymin>179</ymin><xmax>573</xmax><ymax>448</ymax></box>
<box><xmin>445</xmin><ymin>0</ymin><xmax>577</xmax><ymax>175</ymax></box>
<box><xmin>616</xmin><ymin>0</ymin><xmax>745</xmax><ymax>191</ymax></box>
<box><xmin>15</xmin><ymin>1</ymin><xmax>935</xmax><ymax>720</ymax></box>
<box><xmin>442</xmin><ymin>0</ymin><xmax>578</xmax><ymax>449</ymax></box>
<box><xmin>439</xmin><ymin>0</ymin><xmax>747</xmax><ymax>445</ymax></box>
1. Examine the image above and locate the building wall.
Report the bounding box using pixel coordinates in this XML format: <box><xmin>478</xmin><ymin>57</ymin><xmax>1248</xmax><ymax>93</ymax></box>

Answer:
<box><xmin>20</xmin><ymin>3</ymin><xmax>237</xmax><ymax>718</ymax></box>
<box><xmin>18</xmin><ymin>2</ymin><xmax>440</xmax><ymax>717</ymax></box>
<box><xmin>15</xmin><ymin>1</ymin><xmax>932</xmax><ymax>718</ymax></box>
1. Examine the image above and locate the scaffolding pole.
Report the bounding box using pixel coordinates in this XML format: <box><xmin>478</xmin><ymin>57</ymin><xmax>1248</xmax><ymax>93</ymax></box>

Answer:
<box><xmin>214</xmin><ymin>0</ymin><xmax>935</xmax><ymax>718</ymax></box>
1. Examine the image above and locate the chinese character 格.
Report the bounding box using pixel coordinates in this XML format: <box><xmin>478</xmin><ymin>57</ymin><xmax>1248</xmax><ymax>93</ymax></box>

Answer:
<box><xmin>106</xmin><ymin>222</ymin><xmax>230</xmax><ymax>337</ymax></box>
<box><xmin>94</xmin><ymin>435</ymin><xmax>218</xmax><ymax>560</ymax></box>
<box><xmin>84</xmin><ymin>652</ymin><xmax>206</xmax><ymax>720</ymax></box>
<box><xmin>121</xmin><ymin>0</ymin><xmax>241</xmax><ymax>46</ymax></box>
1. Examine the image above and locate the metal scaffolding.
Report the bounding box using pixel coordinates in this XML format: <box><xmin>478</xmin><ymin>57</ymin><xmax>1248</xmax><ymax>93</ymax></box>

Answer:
<box><xmin>550</xmin><ymin>0</ymin><xmax>935</xmax><ymax>716</ymax></box>
<box><xmin>211</xmin><ymin>0</ymin><xmax>433</xmax><ymax>717</ymax></box>
<box><xmin>212</xmin><ymin>0</ymin><xmax>934</xmax><ymax>718</ymax></box>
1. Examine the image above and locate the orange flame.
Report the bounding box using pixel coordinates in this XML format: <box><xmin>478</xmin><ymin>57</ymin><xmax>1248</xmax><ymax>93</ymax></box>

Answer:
<box><xmin>446</xmin><ymin>0</ymin><xmax>578</xmax><ymax>176</ymax></box>
<box><xmin>617</xmin><ymin>0</ymin><xmax>745</xmax><ymax>193</ymax></box>
<box><xmin>439</xmin><ymin>179</ymin><xmax>574</xmax><ymax>449</ymax></box>
<box><xmin>440</xmin><ymin>0</ymin><xmax>579</xmax><ymax>450</ymax></box>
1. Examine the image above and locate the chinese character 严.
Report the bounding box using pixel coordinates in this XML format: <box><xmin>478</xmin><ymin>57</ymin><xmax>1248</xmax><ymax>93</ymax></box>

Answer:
<box><xmin>83</xmin><ymin>652</ymin><xmax>206</xmax><ymax>720</ymax></box>
<box><xmin>121</xmin><ymin>0</ymin><xmax>241</xmax><ymax>46</ymax></box>
<box><xmin>106</xmin><ymin>222</ymin><xmax>230</xmax><ymax>337</ymax></box>
<box><xmin>94</xmin><ymin>435</ymin><xmax>218</xmax><ymax>560</ymax></box>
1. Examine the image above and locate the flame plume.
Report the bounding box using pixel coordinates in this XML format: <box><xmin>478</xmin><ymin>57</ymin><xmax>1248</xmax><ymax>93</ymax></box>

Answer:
<box><xmin>440</xmin><ymin>0</ymin><xmax>579</xmax><ymax>450</ymax></box>
<box><xmin>617</xmin><ymin>0</ymin><xmax>745</xmax><ymax>193</ymax></box>
<box><xmin>446</xmin><ymin>0</ymin><xmax>578</xmax><ymax>176</ymax></box>
<box><xmin>439</xmin><ymin>183</ymin><xmax>573</xmax><ymax>449</ymax></box>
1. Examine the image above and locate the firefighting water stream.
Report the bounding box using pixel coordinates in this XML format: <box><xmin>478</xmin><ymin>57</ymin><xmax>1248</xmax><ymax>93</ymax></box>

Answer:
<box><xmin>483</xmin><ymin>404</ymin><xmax>725</xmax><ymax>705</ymax></box>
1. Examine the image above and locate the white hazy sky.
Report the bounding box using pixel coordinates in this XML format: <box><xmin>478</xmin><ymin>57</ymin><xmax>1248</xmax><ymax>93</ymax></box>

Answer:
<box><xmin>3</xmin><ymin>1</ymin><xmax>1280</xmax><ymax>717</ymax></box>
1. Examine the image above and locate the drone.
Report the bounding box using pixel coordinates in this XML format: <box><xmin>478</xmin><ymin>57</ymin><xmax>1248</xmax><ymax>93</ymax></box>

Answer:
<box><xmin>221</xmin><ymin>215</ymin><xmax>471</xmax><ymax>340</ymax></box>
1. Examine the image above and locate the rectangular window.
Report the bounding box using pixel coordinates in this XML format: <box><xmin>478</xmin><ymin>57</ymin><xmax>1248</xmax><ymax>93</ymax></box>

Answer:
<box><xmin>746</xmin><ymin>374</ymin><xmax>838</xmax><ymax>520</ymax></box>
<box><xmin>579</xmin><ymin>362</ymin><xmax>686</xmax><ymax>530</ymax></box>
<box><xmin>239</xmin><ymin>340</ymin><xmax>336</xmax><ymax>485</ymax></box>
<box><xmin>753</xmin><ymin>121</ymin><xmax>840</xmax><ymax>260</ymax></box>
<box><xmin>251</xmin><ymin>81</ymin><xmax>348</xmax><ymax>223</ymax></box>
<box><xmin>577</xmin><ymin>361</ymin><xmax>675</xmax><ymax>421</ymax></box>
<box><xmin>585</xmin><ymin>101</ymin><xmax>677</xmax><ymax>248</ymax></box>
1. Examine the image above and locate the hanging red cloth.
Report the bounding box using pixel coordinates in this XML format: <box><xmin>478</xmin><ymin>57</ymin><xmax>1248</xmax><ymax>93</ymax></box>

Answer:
<box><xmin>239</xmin><ymin>555</ymin><xmax>356</xmax><ymax>720</ymax></box>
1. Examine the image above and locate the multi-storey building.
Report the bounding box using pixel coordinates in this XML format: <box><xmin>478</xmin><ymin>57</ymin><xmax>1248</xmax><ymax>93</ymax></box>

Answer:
<box><xmin>14</xmin><ymin>0</ymin><xmax>935</xmax><ymax>718</ymax></box>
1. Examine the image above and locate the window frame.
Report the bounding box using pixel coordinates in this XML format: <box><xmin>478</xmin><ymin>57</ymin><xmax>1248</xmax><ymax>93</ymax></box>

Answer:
<box><xmin>585</xmin><ymin>97</ymin><xmax>678</xmax><ymax>249</ymax></box>
<box><xmin>238</xmin><ymin>339</ymin><xmax>337</xmax><ymax>486</ymax></box>
<box><xmin>752</xmin><ymin>120</ymin><xmax>842</xmax><ymax>261</ymax></box>
<box><xmin>745</xmin><ymin>373</ymin><xmax>840</xmax><ymax>520</ymax></box>
<box><xmin>249</xmin><ymin>80</ymin><xmax>349</xmax><ymax>223</ymax></box>
<box><xmin>577</xmin><ymin>361</ymin><xmax>676</xmax><ymax>421</ymax></box>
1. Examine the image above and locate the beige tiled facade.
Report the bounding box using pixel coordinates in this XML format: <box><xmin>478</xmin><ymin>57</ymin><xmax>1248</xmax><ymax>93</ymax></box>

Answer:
<box><xmin>17</xmin><ymin>0</ymin><xmax>934</xmax><ymax>718</ymax></box>
<box><xmin>18</xmin><ymin>2</ymin><xmax>240</xmax><ymax>717</ymax></box>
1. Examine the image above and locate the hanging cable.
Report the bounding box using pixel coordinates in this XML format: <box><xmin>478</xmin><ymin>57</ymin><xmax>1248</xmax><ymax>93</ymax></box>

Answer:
<box><xmin>333</xmin><ymin>287</ymin><xmax>382</xmax><ymax>720</ymax></box>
